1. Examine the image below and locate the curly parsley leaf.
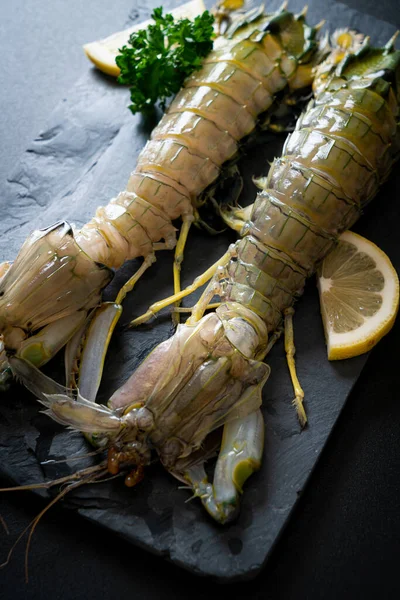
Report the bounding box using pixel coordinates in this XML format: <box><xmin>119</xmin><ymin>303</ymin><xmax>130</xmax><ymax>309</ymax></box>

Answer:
<box><xmin>115</xmin><ymin>7</ymin><xmax>215</xmax><ymax>115</ymax></box>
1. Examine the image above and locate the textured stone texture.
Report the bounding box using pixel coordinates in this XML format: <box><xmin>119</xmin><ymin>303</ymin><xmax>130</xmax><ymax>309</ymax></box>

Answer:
<box><xmin>0</xmin><ymin>0</ymin><xmax>398</xmax><ymax>581</ymax></box>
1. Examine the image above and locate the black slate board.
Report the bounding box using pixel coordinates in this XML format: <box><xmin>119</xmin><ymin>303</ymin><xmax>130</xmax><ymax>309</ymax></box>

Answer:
<box><xmin>0</xmin><ymin>0</ymin><xmax>398</xmax><ymax>581</ymax></box>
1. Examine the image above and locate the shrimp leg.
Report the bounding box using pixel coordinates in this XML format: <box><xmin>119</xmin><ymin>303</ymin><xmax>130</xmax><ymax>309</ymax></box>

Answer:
<box><xmin>284</xmin><ymin>307</ymin><xmax>307</xmax><ymax>427</ymax></box>
<box><xmin>186</xmin><ymin>275</ymin><xmax>222</xmax><ymax>324</ymax></box>
<box><xmin>218</xmin><ymin>204</ymin><xmax>254</xmax><ymax>234</ymax></box>
<box><xmin>130</xmin><ymin>200</ymin><xmax>257</xmax><ymax>326</ymax></box>
<box><xmin>130</xmin><ymin>244</ymin><xmax>236</xmax><ymax>327</ymax></box>
<box><xmin>115</xmin><ymin>254</ymin><xmax>156</xmax><ymax>305</ymax></box>
<box><xmin>173</xmin><ymin>302</ymin><xmax>222</xmax><ymax>314</ymax></box>
<box><xmin>173</xmin><ymin>215</ymin><xmax>194</xmax><ymax>324</ymax></box>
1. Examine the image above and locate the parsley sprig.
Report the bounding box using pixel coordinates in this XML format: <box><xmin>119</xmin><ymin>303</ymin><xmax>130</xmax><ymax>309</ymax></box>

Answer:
<box><xmin>116</xmin><ymin>7</ymin><xmax>215</xmax><ymax>115</ymax></box>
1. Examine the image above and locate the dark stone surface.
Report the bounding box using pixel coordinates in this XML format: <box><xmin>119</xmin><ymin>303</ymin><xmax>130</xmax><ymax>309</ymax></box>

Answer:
<box><xmin>0</xmin><ymin>0</ymin><xmax>399</xmax><ymax>588</ymax></box>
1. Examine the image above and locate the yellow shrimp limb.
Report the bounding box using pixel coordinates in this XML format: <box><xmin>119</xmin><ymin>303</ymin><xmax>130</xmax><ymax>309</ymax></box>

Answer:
<box><xmin>172</xmin><ymin>302</ymin><xmax>222</xmax><ymax>313</ymax></box>
<box><xmin>173</xmin><ymin>216</ymin><xmax>194</xmax><ymax>325</ymax></box>
<box><xmin>284</xmin><ymin>307</ymin><xmax>307</xmax><ymax>427</ymax></box>
<box><xmin>115</xmin><ymin>253</ymin><xmax>157</xmax><ymax>305</ymax></box>
<box><xmin>186</xmin><ymin>277</ymin><xmax>223</xmax><ymax>324</ymax></box>
<box><xmin>130</xmin><ymin>245</ymin><xmax>235</xmax><ymax>327</ymax></box>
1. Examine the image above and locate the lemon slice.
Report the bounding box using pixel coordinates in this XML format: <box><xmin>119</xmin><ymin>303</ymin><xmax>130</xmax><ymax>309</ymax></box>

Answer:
<box><xmin>317</xmin><ymin>230</ymin><xmax>399</xmax><ymax>360</ymax></box>
<box><xmin>83</xmin><ymin>0</ymin><xmax>207</xmax><ymax>77</ymax></box>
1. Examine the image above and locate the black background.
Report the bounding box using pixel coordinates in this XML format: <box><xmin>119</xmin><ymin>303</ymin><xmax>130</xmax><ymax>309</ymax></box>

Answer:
<box><xmin>1</xmin><ymin>1</ymin><xmax>400</xmax><ymax>598</ymax></box>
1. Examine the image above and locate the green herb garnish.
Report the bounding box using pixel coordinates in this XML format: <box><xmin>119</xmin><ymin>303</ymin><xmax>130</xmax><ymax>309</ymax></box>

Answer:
<box><xmin>116</xmin><ymin>7</ymin><xmax>215</xmax><ymax>115</ymax></box>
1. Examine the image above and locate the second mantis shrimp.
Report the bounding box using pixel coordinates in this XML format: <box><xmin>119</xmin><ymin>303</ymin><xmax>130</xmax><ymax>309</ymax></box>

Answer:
<box><xmin>0</xmin><ymin>3</ymin><xmax>322</xmax><ymax>390</ymax></box>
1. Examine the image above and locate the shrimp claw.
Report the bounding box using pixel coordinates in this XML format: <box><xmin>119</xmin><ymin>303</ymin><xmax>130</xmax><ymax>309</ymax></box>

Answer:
<box><xmin>174</xmin><ymin>409</ymin><xmax>265</xmax><ymax>524</ymax></box>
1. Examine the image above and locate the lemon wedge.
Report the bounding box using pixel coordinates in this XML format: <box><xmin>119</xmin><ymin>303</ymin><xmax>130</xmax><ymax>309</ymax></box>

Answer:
<box><xmin>83</xmin><ymin>0</ymin><xmax>207</xmax><ymax>77</ymax></box>
<box><xmin>317</xmin><ymin>230</ymin><xmax>399</xmax><ymax>360</ymax></box>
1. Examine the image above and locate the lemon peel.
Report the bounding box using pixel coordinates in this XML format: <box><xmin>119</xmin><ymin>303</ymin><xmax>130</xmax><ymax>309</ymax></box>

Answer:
<box><xmin>317</xmin><ymin>231</ymin><xmax>399</xmax><ymax>360</ymax></box>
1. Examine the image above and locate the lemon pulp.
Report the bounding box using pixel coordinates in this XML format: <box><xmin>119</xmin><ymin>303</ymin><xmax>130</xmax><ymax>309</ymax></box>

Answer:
<box><xmin>317</xmin><ymin>231</ymin><xmax>399</xmax><ymax>360</ymax></box>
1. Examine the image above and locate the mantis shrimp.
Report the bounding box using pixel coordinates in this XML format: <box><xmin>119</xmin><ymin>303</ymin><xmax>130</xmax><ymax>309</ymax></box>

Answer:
<box><xmin>0</xmin><ymin>3</ymin><xmax>322</xmax><ymax>390</ymax></box>
<box><xmin>10</xmin><ymin>31</ymin><xmax>400</xmax><ymax>526</ymax></box>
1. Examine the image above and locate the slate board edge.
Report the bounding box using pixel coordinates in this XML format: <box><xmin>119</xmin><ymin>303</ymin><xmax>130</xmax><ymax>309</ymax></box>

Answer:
<box><xmin>0</xmin><ymin>0</ymin><xmax>397</xmax><ymax>583</ymax></box>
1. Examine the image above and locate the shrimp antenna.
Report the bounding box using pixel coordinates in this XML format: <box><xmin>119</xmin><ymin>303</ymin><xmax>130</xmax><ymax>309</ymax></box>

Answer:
<box><xmin>0</xmin><ymin>464</ymin><xmax>108</xmax><ymax>583</ymax></box>
<box><xmin>0</xmin><ymin>514</ymin><xmax>9</xmax><ymax>535</ymax></box>
<box><xmin>41</xmin><ymin>447</ymin><xmax>105</xmax><ymax>466</ymax></box>
<box><xmin>0</xmin><ymin>463</ymin><xmax>106</xmax><ymax>493</ymax></box>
